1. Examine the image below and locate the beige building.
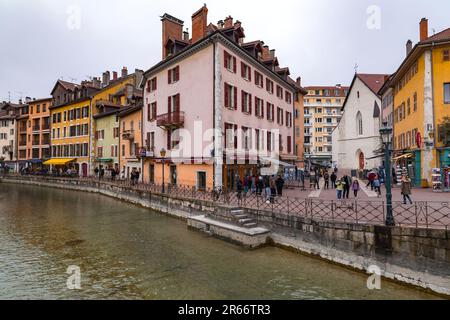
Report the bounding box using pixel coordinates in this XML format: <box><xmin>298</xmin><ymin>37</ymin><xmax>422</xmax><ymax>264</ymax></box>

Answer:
<box><xmin>303</xmin><ymin>85</ymin><xmax>349</xmax><ymax>168</ymax></box>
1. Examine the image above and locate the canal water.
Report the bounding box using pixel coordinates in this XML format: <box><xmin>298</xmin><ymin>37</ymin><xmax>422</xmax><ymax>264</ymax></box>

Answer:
<box><xmin>0</xmin><ymin>183</ymin><xmax>440</xmax><ymax>300</ymax></box>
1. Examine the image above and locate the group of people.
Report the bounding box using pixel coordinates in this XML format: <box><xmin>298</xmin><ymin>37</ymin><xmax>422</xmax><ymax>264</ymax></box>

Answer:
<box><xmin>236</xmin><ymin>174</ymin><xmax>285</xmax><ymax>204</ymax></box>
<box><xmin>94</xmin><ymin>166</ymin><xmax>141</xmax><ymax>185</ymax></box>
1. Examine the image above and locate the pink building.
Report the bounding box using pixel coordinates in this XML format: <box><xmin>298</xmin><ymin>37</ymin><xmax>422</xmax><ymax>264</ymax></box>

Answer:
<box><xmin>141</xmin><ymin>5</ymin><xmax>300</xmax><ymax>190</ymax></box>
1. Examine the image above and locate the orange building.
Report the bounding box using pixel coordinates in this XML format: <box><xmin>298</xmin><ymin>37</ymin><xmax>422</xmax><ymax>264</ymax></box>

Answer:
<box><xmin>118</xmin><ymin>104</ymin><xmax>143</xmax><ymax>180</ymax></box>
<box><xmin>26</xmin><ymin>98</ymin><xmax>51</xmax><ymax>166</ymax></box>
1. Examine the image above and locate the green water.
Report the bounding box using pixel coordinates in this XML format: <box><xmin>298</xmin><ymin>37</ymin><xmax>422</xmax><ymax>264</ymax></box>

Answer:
<box><xmin>0</xmin><ymin>183</ymin><xmax>441</xmax><ymax>300</ymax></box>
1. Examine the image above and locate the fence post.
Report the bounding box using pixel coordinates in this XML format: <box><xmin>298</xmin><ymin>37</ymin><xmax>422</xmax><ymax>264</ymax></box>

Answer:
<box><xmin>355</xmin><ymin>200</ymin><xmax>358</xmax><ymax>224</ymax></box>
<box><xmin>331</xmin><ymin>200</ymin><xmax>335</xmax><ymax>221</ymax></box>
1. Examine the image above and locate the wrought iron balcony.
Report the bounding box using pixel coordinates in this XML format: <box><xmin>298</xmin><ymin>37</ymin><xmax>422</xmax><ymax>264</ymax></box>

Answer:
<box><xmin>157</xmin><ymin>111</ymin><xmax>185</xmax><ymax>129</ymax></box>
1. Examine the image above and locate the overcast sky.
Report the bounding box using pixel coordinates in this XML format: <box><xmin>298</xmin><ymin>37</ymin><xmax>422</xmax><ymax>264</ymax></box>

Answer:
<box><xmin>1</xmin><ymin>0</ymin><xmax>449</xmax><ymax>102</ymax></box>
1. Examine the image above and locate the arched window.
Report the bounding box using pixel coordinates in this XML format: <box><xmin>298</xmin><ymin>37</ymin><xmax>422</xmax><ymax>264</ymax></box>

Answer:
<box><xmin>356</xmin><ymin>111</ymin><xmax>363</xmax><ymax>136</ymax></box>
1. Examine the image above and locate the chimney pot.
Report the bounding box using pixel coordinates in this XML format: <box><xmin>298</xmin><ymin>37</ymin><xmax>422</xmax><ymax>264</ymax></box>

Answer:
<box><xmin>406</xmin><ymin>39</ymin><xmax>413</xmax><ymax>56</ymax></box>
<box><xmin>420</xmin><ymin>18</ymin><xmax>428</xmax><ymax>42</ymax></box>
<box><xmin>270</xmin><ymin>49</ymin><xmax>276</xmax><ymax>58</ymax></box>
<box><xmin>217</xmin><ymin>20</ymin><xmax>224</xmax><ymax>29</ymax></box>
<box><xmin>161</xmin><ymin>13</ymin><xmax>184</xmax><ymax>59</ymax></box>
<box><xmin>121</xmin><ymin>67</ymin><xmax>128</xmax><ymax>78</ymax></box>
<box><xmin>183</xmin><ymin>30</ymin><xmax>189</xmax><ymax>41</ymax></box>
<box><xmin>296</xmin><ymin>77</ymin><xmax>301</xmax><ymax>86</ymax></box>
<box><xmin>224</xmin><ymin>16</ymin><xmax>233</xmax><ymax>28</ymax></box>
<box><xmin>191</xmin><ymin>4</ymin><xmax>208</xmax><ymax>44</ymax></box>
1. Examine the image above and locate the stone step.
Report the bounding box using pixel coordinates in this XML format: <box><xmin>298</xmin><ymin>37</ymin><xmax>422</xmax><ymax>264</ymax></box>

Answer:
<box><xmin>243</xmin><ymin>223</ymin><xmax>258</xmax><ymax>228</ymax></box>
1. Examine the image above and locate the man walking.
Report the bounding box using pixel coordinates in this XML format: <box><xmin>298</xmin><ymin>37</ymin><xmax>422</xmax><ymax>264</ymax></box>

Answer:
<box><xmin>330</xmin><ymin>172</ymin><xmax>337</xmax><ymax>189</ymax></box>
<box><xmin>401</xmin><ymin>175</ymin><xmax>413</xmax><ymax>205</ymax></box>
<box><xmin>276</xmin><ymin>175</ymin><xmax>285</xmax><ymax>197</ymax></box>
<box><xmin>324</xmin><ymin>171</ymin><xmax>330</xmax><ymax>190</ymax></box>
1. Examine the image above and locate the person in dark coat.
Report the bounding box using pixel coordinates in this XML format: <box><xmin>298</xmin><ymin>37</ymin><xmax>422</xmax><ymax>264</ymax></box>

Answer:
<box><xmin>275</xmin><ymin>175</ymin><xmax>285</xmax><ymax>197</ymax></box>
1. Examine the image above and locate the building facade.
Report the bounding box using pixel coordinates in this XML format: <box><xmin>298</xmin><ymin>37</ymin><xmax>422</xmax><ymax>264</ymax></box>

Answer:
<box><xmin>119</xmin><ymin>105</ymin><xmax>143</xmax><ymax>180</ymax></box>
<box><xmin>141</xmin><ymin>6</ymin><xmax>301</xmax><ymax>190</ymax></box>
<box><xmin>0</xmin><ymin>102</ymin><xmax>20</xmax><ymax>171</ymax></box>
<box><xmin>303</xmin><ymin>85</ymin><xmax>349</xmax><ymax>168</ymax></box>
<box><xmin>332</xmin><ymin>74</ymin><xmax>387</xmax><ymax>173</ymax></box>
<box><xmin>386</xmin><ymin>19</ymin><xmax>450</xmax><ymax>187</ymax></box>
<box><xmin>26</xmin><ymin>98</ymin><xmax>51</xmax><ymax>167</ymax></box>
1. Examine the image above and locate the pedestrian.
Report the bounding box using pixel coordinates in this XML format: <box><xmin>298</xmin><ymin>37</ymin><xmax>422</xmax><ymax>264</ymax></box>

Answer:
<box><xmin>100</xmin><ymin>167</ymin><xmax>105</xmax><ymax>180</ymax></box>
<box><xmin>251</xmin><ymin>175</ymin><xmax>256</xmax><ymax>194</ymax></box>
<box><xmin>309</xmin><ymin>169</ymin><xmax>316</xmax><ymax>189</ymax></box>
<box><xmin>373</xmin><ymin>175</ymin><xmax>381</xmax><ymax>197</ymax></box>
<box><xmin>110</xmin><ymin>167</ymin><xmax>116</xmax><ymax>181</ymax></box>
<box><xmin>330</xmin><ymin>172</ymin><xmax>337</xmax><ymax>189</ymax></box>
<box><xmin>352</xmin><ymin>179</ymin><xmax>360</xmax><ymax>198</ymax></box>
<box><xmin>135</xmin><ymin>170</ymin><xmax>140</xmax><ymax>184</ymax></box>
<box><xmin>336</xmin><ymin>179</ymin><xmax>344</xmax><ymax>200</ymax></box>
<box><xmin>269</xmin><ymin>176</ymin><xmax>277</xmax><ymax>204</ymax></box>
<box><xmin>130</xmin><ymin>169</ymin><xmax>135</xmax><ymax>185</ymax></box>
<box><xmin>243</xmin><ymin>175</ymin><xmax>249</xmax><ymax>194</ymax></box>
<box><xmin>342</xmin><ymin>175</ymin><xmax>351</xmax><ymax>199</ymax></box>
<box><xmin>276</xmin><ymin>175</ymin><xmax>285</xmax><ymax>197</ymax></box>
<box><xmin>236</xmin><ymin>177</ymin><xmax>243</xmax><ymax>202</ymax></box>
<box><xmin>257</xmin><ymin>175</ymin><xmax>264</xmax><ymax>196</ymax></box>
<box><xmin>401</xmin><ymin>175</ymin><xmax>413</xmax><ymax>205</ymax></box>
<box><xmin>367</xmin><ymin>170</ymin><xmax>376</xmax><ymax>190</ymax></box>
<box><xmin>264</xmin><ymin>176</ymin><xmax>271</xmax><ymax>202</ymax></box>
<box><xmin>324</xmin><ymin>171</ymin><xmax>330</xmax><ymax>190</ymax></box>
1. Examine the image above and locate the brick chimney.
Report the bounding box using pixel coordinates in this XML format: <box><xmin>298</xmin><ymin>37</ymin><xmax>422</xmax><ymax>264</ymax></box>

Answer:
<box><xmin>113</xmin><ymin>71</ymin><xmax>118</xmax><ymax>81</ymax></box>
<box><xmin>161</xmin><ymin>13</ymin><xmax>184</xmax><ymax>59</ymax></box>
<box><xmin>103</xmin><ymin>71</ymin><xmax>110</xmax><ymax>87</ymax></box>
<box><xmin>296</xmin><ymin>77</ymin><xmax>302</xmax><ymax>87</ymax></box>
<box><xmin>224</xmin><ymin>16</ymin><xmax>233</xmax><ymax>28</ymax></box>
<box><xmin>217</xmin><ymin>20</ymin><xmax>224</xmax><ymax>29</ymax></box>
<box><xmin>406</xmin><ymin>39</ymin><xmax>413</xmax><ymax>56</ymax></box>
<box><xmin>121</xmin><ymin>67</ymin><xmax>128</xmax><ymax>78</ymax></box>
<box><xmin>183</xmin><ymin>30</ymin><xmax>190</xmax><ymax>41</ymax></box>
<box><xmin>420</xmin><ymin>18</ymin><xmax>428</xmax><ymax>42</ymax></box>
<box><xmin>191</xmin><ymin>4</ymin><xmax>208</xmax><ymax>44</ymax></box>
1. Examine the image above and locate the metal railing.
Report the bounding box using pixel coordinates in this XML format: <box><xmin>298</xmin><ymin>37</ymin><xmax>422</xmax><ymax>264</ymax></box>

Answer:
<box><xmin>3</xmin><ymin>174</ymin><xmax>449</xmax><ymax>230</ymax></box>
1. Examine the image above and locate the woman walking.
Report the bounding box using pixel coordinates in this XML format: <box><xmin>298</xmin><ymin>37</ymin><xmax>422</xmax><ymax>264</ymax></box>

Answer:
<box><xmin>401</xmin><ymin>175</ymin><xmax>413</xmax><ymax>205</ymax></box>
<box><xmin>352</xmin><ymin>179</ymin><xmax>360</xmax><ymax>198</ymax></box>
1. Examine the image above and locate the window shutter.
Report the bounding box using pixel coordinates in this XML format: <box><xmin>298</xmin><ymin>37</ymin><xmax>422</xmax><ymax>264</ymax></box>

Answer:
<box><xmin>261</xmin><ymin>100</ymin><xmax>265</xmax><ymax>118</ymax></box>
<box><xmin>241</xmin><ymin>62</ymin><xmax>244</xmax><ymax>78</ymax></box>
<box><xmin>168</xmin><ymin>70</ymin><xmax>172</xmax><ymax>84</ymax></box>
<box><xmin>249</xmin><ymin>67</ymin><xmax>252</xmax><ymax>81</ymax></box>
<box><xmin>233</xmin><ymin>57</ymin><xmax>237</xmax><ymax>73</ymax></box>
<box><xmin>241</xmin><ymin>91</ymin><xmax>245</xmax><ymax>112</ymax></box>
<box><xmin>234</xmin><ymin>87</ymin><xmax>238</xmax><ymax>110</ymax></box>
<box><xmin>249</xmin><ymin>94</ymin><xmax>252</xmax><ymax>115</ymax></box>
<box><xmin>175</xmin><ymin>94</ymin><xmax>180</xmax><ymax>111</ymax></box>
<box><xmin>254</xmin><ymin>71</ymin><xmax>257</xmax><ymax>85</ymax></box>
<box><xmin>147</xmin><ymin>104</ymin><xmax>151</xmax><ymax>121</ymax></box>
<box><xmin>147</xmin><ymin>132</ymin><xmax>151</xmax><ymax>149</ymax></box>
<box><xmin>224</xmin><ymin>51</ymin><xmax>228</xmax><ymax>69</ymax></box>
<box><xmin>234</xmin><ymin>124</ymin><xmax>238</xmax><ymax>149</ymax></box>
<box><xmin>111</xmin><ymin>145</ymin><xmax>114</xmax><ymax>157</ymax></box>
<box><xmin>175</xmin><ymin>66</ymin><xmax>180</xmax><ymax>82</ymax></box>
<box><xmin>224</xmin><ymin>84</ymin><xmax>229</xmax><ymax>108</ymax></box>
<box><xmin>94</xmin><ymin>131</ymin><xmax>98</xmax><ymax>140</ymax></box>
<box><xmin>154</xmin><ymin>78</ymin><xmax>157</xmax><ymax>91</ymax></box>
<box><xmin>167</xmin><ymin>130</ymin><xmax>172</xmax><ymax>149</ymax></box>
<box><xmin>168</xmin><ymin>96</ymin><xmax>172</xmax><ymax>113</ymax></box>
<box><xmin>153</xmin><ymin>102</ymin><xmax>157</xmax><ymax>119</ymax></box>
<box><xmin>147</xmin><ymin>80</ymin><xmax>150</xmax><ymax>93</ymax></box>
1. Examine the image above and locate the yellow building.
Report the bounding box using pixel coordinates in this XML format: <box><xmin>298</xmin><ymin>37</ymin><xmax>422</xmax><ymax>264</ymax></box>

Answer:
<box><xmin>90</xmin><ymin>68</ymin><xmax>143</xmax><ymax>174</ymax></box>
<box><xmin>389</xmin><ymin>19</ymin><xmax>450</xmax><ymax>187</ymax></box>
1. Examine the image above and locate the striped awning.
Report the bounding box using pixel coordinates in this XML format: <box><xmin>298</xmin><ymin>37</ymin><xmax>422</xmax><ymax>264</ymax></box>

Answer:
<box><xmin>43</xmin><ymin>158</ymin><xmax>76</xmax><ymax>165</ymax></box>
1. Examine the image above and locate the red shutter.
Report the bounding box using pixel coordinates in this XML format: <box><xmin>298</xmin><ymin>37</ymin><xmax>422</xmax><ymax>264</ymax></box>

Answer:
<box><xmin>147</xmin><ymin>132</ymin><xmax>151</xmax><ymax>149</ymax></box>
<box><xmin>241</xmin><ymin>91</ymin><xmax>245</xmax><ymax>112</ymax></box>
<box><xmin>111</xmin><ymin>145</ymin><xmax>114</xmax><ymax>157</ymax></box>
<box><xmin>233</xmin><ymin>57</ymin><xmax>237</xmax><ymax>73</ymax></box>
<box><xmin>146</xmin><ymin>80</ymin><xmax>150</xmax><ymax>92</ymax></box>
<box><xmin>175</xmin><ymin>66</ymin><xmax>180</xmax><ymax>82</ymax></box>
<box><xmin>234</xmin><ymin>124</ymin><xmax>238</xmax><ymax>149</ymax></box>
<box><xmin>261</xmin><ymin>100</ymin><xmax>264</xmax><ymax>118</ymax></box>
<box><xmin>266</xmin><ymin>103</ymin><xmax>270</xmax><ymax>120</ymax></box>
<box><xmin>249</xmin><ymin>67</ymin><xmax>252</xmax><ymax>81</ymax></box>
<box><xmin>234</xmin><ymin>87</ymin><xmax>237</xmax><ymax>110</ymax></box>
<box><xmin>94</xmin><ymin>131</ymin><xmax>98</xmax><ymax>140</ymax></box>
<box><xmin>153</xmin><ymin>102</ymin><xmax>157</xmax><ymax>119</ymax></box>
<box><xmin>254</xmin><ymin>71</ymin><xmax>257</xmax><ymax>85</ymax></box>
<box><xmin>241</xmin><ymin>62</ymin><xmax>244</xmax><ymax>78</ymax></box>
<box><xmin>167</xmin><ymin>130</ymin><xmax>172</xmax><ymax>149</ymax></box>
<box><xmin>224</xmin><ymin>51</ymin><xmax>228</xmax><ymax>69</ymax></box>
<box><xmin>224</xmin><ymin>84</ymin><xmax>229</xmax><ymax>108</ymax></box>
<box><xmin>249</xmin><ymin>94</ymin><xmax>252</xmax><ymax>115</ymax></box>
<box><xmin>168</xmin><ymin>96</ymin><xmax>172</xmax><ymax>113</ymax></box>
<box><xmin>287</xmin><ymin>136</ymin><xmax>292</xmax><ymax>153</ymax></box>
<box><xmin>168</xmin><ymin>70</ymin><xmax>172</xmax><ymax>84</ymax></box>
<box><xmin>175</xmin><ymin>94</ymin><xmax>180</xmax><ymax>111</ymax></box>
<box><xmin>154</xmin><ymin>78</ymin><xmax>157</xmax><ymax>91</ymax></box>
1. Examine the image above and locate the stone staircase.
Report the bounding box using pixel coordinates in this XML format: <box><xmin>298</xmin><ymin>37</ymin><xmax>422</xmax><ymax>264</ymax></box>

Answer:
<box><xmin>229</xmin><ymin>209</ymin><xmax>258</xmax><ymax>229</ymax></box>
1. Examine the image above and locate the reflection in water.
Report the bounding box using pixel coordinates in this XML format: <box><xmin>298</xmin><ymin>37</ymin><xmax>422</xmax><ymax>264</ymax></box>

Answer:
<box><xmin>0</xmin><ymin>184</ymin><xmax>440</xmax><ymax>300</ymax></box>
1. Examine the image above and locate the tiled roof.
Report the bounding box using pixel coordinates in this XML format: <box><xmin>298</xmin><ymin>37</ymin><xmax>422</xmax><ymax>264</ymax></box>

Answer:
<box><xmin>58</xmin><ymin>80</ymin><xmax>79</xmax><ymax>91</ymax></box>
<box><xmin>357</xmin><ymin>74</ymin><xmax>389</xmax><ymax>95</ymax></box>
<box><xmin>422</xmin><ymin>28</ymin><xmax>450</xmax><ymax>43</ymax></box>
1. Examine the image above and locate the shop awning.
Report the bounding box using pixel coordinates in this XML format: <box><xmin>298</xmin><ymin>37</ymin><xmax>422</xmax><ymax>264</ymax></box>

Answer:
<box><xmin>43</xmin><ymin>158</ymin><xmax>76</xmax><ymax>165</ymax></box>
<box><xmin>393</xmin><ymin>153</ymin><xmax>413</xmax><ymax>161</ymax></box>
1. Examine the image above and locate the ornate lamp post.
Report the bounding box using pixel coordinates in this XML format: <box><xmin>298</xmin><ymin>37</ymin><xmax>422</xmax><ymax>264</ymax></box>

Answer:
<box><xmin>160</xmin><ymin>148</ymin><xmax>166</xmax><ymax>194</ymax></box>
<box><xmin>380</xmin><ymin>122</ymin><xmax>395</xmax><ymax>226</ymax></box>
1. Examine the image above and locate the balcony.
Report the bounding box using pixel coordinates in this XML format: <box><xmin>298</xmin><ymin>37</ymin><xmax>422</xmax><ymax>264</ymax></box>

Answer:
<box><xmin>122</xmin><ymin>130</ymin><xmax>135</xmax><ymax>141</ymax></box>
<box><xmin>32</xmin><ymin>140</ymin><xmax>40</xmax><ymax>146</ymax></box>
<box><xmin>32</xmin><ymin>125</ymin><xmax>41</xmax><ymax>132</ymax></box>
<box><xmin>304</xmin><ymin>122</ymin><xmax>312</xmax><ymax>127</ymax></box>
<box><xmin>157</xmin><ymin>111</ymin><xmax>185</xmax><ymax>129</ymax></box>
<box><xmin>304</xmin><ymin>113</ymin><xmax>312</xmax><ymax>118</ymax></box>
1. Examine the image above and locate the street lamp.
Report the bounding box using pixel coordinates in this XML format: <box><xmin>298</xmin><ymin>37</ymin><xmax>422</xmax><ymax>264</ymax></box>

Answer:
<box><xmin>160</xmin><ymin>148</ymin><xmax>166</xmax><ymax>194</ymax></box>
<box><xmin>380</xmin><ymin>122</ymin><xmax>395</xmax><ymax>227</ymax></box>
